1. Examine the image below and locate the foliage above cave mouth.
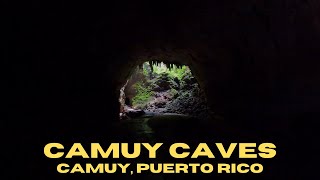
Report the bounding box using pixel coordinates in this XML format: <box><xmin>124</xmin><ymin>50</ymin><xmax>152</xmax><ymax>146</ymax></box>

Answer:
<box><xmin>131</xmin><ymin>61</ymin><xmax>194</xmax><ymax>108</ymax></box>
<box><xmin>119</xmin><ymin>60</ymin><xmax>209</xmax><ymax>119</ymax></box>
<box><xmin>142</xmin><ymin>61</ymin><xmax>190</xmax><ymax>81</ymax></box>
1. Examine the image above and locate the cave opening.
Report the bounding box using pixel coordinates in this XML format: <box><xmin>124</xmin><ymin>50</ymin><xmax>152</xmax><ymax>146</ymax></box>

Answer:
<box><xmin>119</xmin><ymin>61</ymin><xmax>211</xmax><ymax>121</ymax></box>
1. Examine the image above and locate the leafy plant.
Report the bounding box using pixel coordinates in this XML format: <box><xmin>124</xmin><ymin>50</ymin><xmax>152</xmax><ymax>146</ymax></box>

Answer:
<box><xmin>147</xmin><ymin>62</ymin><xmax>191</xmax><ymax>81</ymax></box>
<box><xmin>132</xmin><ymin>82</ymin><xmax>153</xmax><ymax>108</ymax></box>
<box><xmin>142</xmin><ymin>62</ymin><xmax>150</xmax><ymax>77</ymax></box>
<box><xmin>152</xmin><ymin>62</ymin><xmax>168</xmax><ymax>74</ymax></box>
<box><xmin>167</xmin><ymin>65</ymin><xmax>190</xmax><ymax>80</ymax></box>
<box><xmin>130</xmin><ymin>62</ymin><xmax>194</xmax><ymax>109</ymax></box>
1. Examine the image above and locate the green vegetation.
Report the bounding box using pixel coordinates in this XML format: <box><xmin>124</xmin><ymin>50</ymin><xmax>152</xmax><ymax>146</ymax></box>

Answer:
<box><xmin>167</xmin><ymin>65</ymin><xmax>190</xmax><ymax>80</ymax></box>
<box><xmin>131</xmin><ymin>61</ymin><xmax>193</xmax><ymax>108</ymax></box>
<box><xmin>142</xmin><ymin>63</ymin><xmax>149</xmax><ymax>76</ymax></box>
<box><xmin>150</xmin><ymin>62</ymin><xmax>190</xmax><ymax>80</ymax></box>
<box><xmin>121</xmin><ymin>60</ymin><xmax>208</xmax><ymax>120</ymax></box>
<box><xmin>132</xmin><ymin>82</ymin><xmax>153</xmax><ymax>108</ymax></box>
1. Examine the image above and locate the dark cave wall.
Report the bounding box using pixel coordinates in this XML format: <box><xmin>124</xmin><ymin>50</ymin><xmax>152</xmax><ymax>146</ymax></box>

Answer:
<box><xmin>96</xmin><ymin>0</ymin><xmax>320</xmax><ymax>134</ymax></box>
<box><xmin>9</xmin><ymin>0</ymin><xmax>320</xmax><ymax>137</ymax></box>
<box><xmin>7</xmin><ymin>1</ymin><xmax>320</xmax><ymax>179</ymax></box>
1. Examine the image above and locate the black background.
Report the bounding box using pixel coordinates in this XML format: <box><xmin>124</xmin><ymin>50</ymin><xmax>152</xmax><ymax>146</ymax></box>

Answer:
<box><xmin>6</xmin><ymin>0</ymin><xmax>320</xmax><ymax>179</ymax></box>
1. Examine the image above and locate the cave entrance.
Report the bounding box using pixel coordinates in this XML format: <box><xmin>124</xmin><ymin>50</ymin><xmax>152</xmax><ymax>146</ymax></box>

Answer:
<box><xmin>119</xmin><ymin>61</ymin><xmax>210</xmax><ymax>120</ymax></box>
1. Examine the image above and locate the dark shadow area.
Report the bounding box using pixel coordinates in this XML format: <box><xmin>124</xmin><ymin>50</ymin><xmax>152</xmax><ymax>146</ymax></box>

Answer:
<box><xmin>6</xmin><ymin>0</ymin><xmax>320</xmax><ymax>179</ymax></box>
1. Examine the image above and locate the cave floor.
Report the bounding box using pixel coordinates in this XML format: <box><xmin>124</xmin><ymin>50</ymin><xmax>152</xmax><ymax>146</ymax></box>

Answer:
<box><xmin>107</xmin><ymin>113</ymin><xmax>284</xmax><ymax>180</ymax></box>
<box><xmin>110</xmin><ymin>112</ymin><xmax>220</xmax><ymax>180</ymax></box>
<box><xmin>111</xmin><ymin>112</ymin><xmax>243</xmax><ymax>144</ymax></box>
<box><xmin>113</xmin><ymin>112</ymin><xmax>199</xmax><ymax>140</ymax></box>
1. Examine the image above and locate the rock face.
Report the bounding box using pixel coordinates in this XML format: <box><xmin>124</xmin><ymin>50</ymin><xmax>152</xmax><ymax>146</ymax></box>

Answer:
<box><xmin>123</xmin><ymin>67</ymin><xmax>147</xmax><ymax>105</ymax></box>
<box><xmin>152</xmin><ymin>74</ymin><xmax>171</xmax><ymax>91</ymax></box>
<box><xmin>120</xmin><ymin>63</ymin><xmax>210</xmax><ymax>120</ymax></box>
<box><xmin>166</xmin><ymin>86</ymin><xmax>209</xmax><ymax>120</ymax></box>
<box><xmin>120</xmin><ymin>105</ymin><xmax>145</xmax><ymax>120</ymax></box>
<box><xmin>128</xmin><ymin>66</ymin><xmax>211</xmax><ymax>120</ymax></box>
<box><xmin>145</xmin><ymin>82</ymin><xmax>209</xmax><ymax>120</ymax></box>
<box><xmin>119</xmin><ymin>80</ymin><xmax>128</xmax><ymax>113</ymax></box>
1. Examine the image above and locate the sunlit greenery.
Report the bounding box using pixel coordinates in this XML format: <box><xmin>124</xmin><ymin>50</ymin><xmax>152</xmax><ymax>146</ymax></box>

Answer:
<box><xmin>132</xmin><ymin>82</ymin><xmax>153</xmax><ymax>108</ymax></box>
<box><xmin>147</xmin><ymin>62</ymin><xmax>191</xmax><ymax>80</ymax></box>
<box><xmin>132</xmin><ymin>61</ymin><xmax>192</xmax><ymax>108</ymax></box>
<box><xmin>166</xmin><ymin>65</ymin><xmax>190</xmax><ymax>80</ymax></box>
